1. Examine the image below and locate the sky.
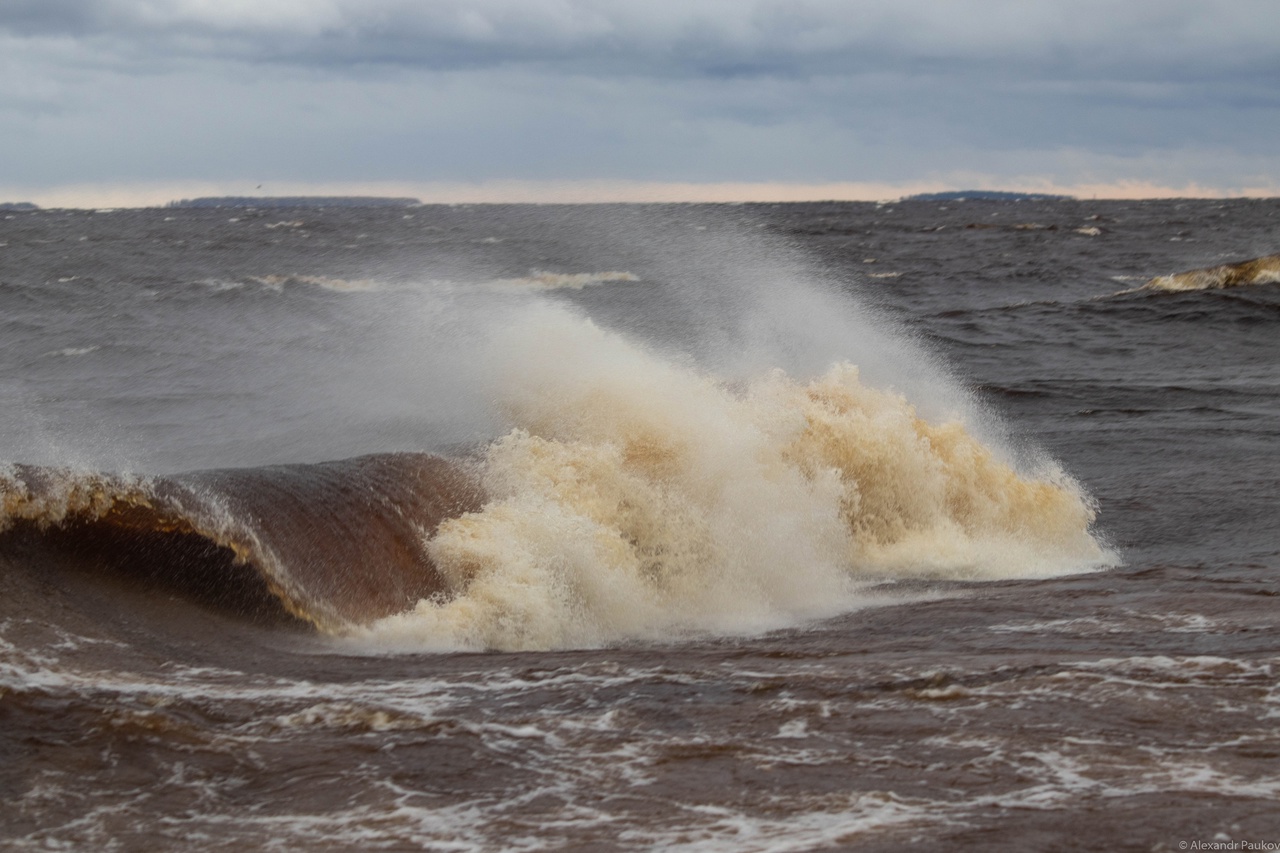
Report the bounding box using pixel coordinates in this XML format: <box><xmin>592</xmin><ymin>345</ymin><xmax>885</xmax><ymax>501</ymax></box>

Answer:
<box><xmin>3</xmin><ymin>0</ymin><xmax>1279</xmax><ymax>206</ymax></box>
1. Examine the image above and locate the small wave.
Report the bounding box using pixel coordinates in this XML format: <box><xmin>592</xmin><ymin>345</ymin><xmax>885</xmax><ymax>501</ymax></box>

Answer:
<box><xmin>193</xmin><ymin>274</ymin><xmax>381</xmax><ymax>293</ymax></box>
<box><xmin>494</xmin><ymin>271</ymin><xmax>639</xmax><ymax>291</ymax></box>
<box><xmin>44</xmin><ymin>346</ymin><xmax>99</xmax><ymax>358</ymax></box>
<box><xmin>1140</xmin><ymin>254</ymin><xmax>1280</xmax><ymax>292</ymax></box>
<box><xmin>193</xmin><ymin>278</ymin><xmax>248</xmax><ymax>291</ymax></box>
<box><xmin>250</xmin><ymin>274</ymin><xmax>379</xmax><ymax>292</ymax></box>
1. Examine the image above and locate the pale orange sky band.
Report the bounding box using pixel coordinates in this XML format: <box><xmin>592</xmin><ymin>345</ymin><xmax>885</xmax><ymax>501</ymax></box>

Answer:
<box><xmin>8</xmin><ymin>178</ymin><xmax>1280</xmax><ymax>209</ymax></box>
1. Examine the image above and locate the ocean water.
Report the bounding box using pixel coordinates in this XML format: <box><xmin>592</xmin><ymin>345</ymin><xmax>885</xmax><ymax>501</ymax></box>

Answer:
<box><xmin>2</xmin><ymin>200</ymin><xmax>1278</xmax><ymax>850</ymax></box>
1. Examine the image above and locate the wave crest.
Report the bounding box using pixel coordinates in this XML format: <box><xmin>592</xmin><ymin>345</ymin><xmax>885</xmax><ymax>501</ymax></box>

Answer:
<box><xmin>1143</xmin><ymin>255</ymin><xmax>1280</xmax><ymax>292</ymax></box>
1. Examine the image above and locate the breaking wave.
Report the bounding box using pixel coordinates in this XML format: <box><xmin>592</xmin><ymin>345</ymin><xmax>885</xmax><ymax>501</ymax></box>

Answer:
<box><xmin>0</xmin><ymin>455</ymin><xmax>480</xmax><ymax>632</ymax></box>
<box><xmin>1141</xmin><ymin>255</ymin><xmax>1280</xmax><ymax>292</ymax></box>
<box><xmin>0</xmin><ymin>308</ymin><xmax>1111</xmax><ymax>651</ymax></box>
<box><xmin>363</xmin><ymin>307</ymin><xmax>1112</xmax><ymax>651</ymax></box>
<box><xmin>1</xmin><ymin>240</ymin><xmax>1115</xmax><ymax>651</ymax></box>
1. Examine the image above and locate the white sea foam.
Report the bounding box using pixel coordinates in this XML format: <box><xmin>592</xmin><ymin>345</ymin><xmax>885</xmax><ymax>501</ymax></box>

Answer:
<box><xmin>494</xmin><ymin>270</ymin><xmax>639</xmax><ymax>290</ymax></box>
<box><xmin>249</xmin><ymin>273</ymin><xmax>379</xmax><ymax>292</ymax></box>
<box><xmin>44</xmin><ymin>346</ymin><xmax>99</xmax><ymax>358</ymax></box>
<box><xmin>11</xmin><ymin>639</ymin><xmax>1275</xmax><ymax>852</ymax></box>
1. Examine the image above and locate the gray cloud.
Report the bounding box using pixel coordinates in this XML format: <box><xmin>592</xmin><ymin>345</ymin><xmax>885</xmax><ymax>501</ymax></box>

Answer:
<box><xmin>2</xmin><ymin>1</ymin><xmax>1278</xmax><ymax>195</ymax></box>
<box><xmin>0</xmin><ymin>1</ymin><xmax>100</xmax><ymax>35</ymax></box>
<box><xmin>5</xmin><ymin>1</ymin><xmax>1279</xmax><ymax>80</ymax></box>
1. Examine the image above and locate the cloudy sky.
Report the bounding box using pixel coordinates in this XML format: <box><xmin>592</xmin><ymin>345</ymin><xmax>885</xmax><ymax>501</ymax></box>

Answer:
<box><xmin>3</xmin><ymin>0</ymin><xmax>1279</xmax><ymax>205</ymax></box>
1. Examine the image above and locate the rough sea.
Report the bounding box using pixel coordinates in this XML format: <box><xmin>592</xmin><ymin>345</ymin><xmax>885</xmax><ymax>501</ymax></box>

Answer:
<box><xmin>2</xmin><ymin>199</ymin><xmax>1278</xmax><ymax>850</ymax></box>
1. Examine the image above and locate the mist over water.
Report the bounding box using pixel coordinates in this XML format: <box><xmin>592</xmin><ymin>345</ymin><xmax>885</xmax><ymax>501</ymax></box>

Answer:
<box><xmin>336</xmin><ymin>212</ymin><xmax>1112</xmax><ymax>650</ymax></box>
<box><xmin>0</xmin><ymin>206</ymin><xmax>992</xmax><ymax>471</ymax></box>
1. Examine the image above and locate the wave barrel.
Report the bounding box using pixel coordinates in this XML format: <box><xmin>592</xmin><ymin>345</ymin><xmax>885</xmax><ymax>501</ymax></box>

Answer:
<box><xmin>0</xmin><ymin>453</ymin><xmax>483</xmax><ymax>631</ymax></box>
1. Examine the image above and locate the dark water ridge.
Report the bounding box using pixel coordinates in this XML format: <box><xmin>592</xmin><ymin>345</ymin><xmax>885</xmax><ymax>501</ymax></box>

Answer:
<box><xmin>1</xmin><ymin>454</ymin><xmax>480</xmax><ymax>631</ymax></box>
<box><xmin>2</xmin><ymin>199</ymin><xmax>1279</xmax><ymax>849</ymax></box>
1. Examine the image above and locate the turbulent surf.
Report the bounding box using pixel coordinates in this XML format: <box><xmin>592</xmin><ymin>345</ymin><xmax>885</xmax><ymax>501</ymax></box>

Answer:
<box><xmin>364</xmin><ymin>307</ymin><xmax>1107</xmax><ymax>650</ymax></box>
<box><xmin>0</xmin><ymin>206</ymin><xmax>1114</xmax><ymax>652</ymax></box>
<box><xmin>6</xmin><ymin>200</ymin><xmax>1277</xmax><ymax>849</ymax></box>
<box><xmin>0</xmin><ymin>306</ymin><xmax>1108</xmax><ymax>651</ymax></box>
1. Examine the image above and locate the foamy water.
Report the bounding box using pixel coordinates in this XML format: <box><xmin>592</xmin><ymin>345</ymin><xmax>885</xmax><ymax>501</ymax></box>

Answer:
<box><xmin>495</xmin><ymin>270</ymin><xmax>640</xmax><ymax>290</ymax></box>
<box><xmin>362</xmin><ymin>304</ymin><xmax>1111</xmax><ymax>651</ymax></box>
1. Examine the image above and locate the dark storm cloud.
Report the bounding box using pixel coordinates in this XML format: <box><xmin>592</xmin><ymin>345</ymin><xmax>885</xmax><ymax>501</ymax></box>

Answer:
<box><xmin>4</xmin><ymin>0</ymin><xmax>1278</xmax><ymax>83</ymax></box>
<box><xmin>0</xmin><ymin>1</ymin><xmax>101</xmax><ymax>35</ymax></box>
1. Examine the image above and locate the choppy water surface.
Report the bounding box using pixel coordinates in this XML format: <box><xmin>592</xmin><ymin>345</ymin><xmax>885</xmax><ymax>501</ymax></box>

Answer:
<box><xmin>2</xmin><ymin>200</ymin><xmax>1278</xmax><ymax>849</ymax></box>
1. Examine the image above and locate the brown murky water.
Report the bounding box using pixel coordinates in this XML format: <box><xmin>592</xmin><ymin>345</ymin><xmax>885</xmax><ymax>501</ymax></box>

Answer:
<box><xmin>3</xmin><ymin>200</ymin><xmax>1279</xmax><ymax>850</ymax></box>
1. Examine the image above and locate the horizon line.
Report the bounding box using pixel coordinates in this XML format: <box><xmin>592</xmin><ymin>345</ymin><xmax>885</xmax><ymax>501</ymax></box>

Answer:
<box><xmin>5</xmin><ymin>179</ymin><xmax>1280</xmax><ymax>209</ymax></box>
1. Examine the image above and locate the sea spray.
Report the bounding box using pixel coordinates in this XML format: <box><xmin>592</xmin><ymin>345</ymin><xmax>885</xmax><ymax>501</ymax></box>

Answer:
<box><xmin>361</xmin><ymin>305</ymin><xmax>1111</xmax><ymax>651</ymax></box>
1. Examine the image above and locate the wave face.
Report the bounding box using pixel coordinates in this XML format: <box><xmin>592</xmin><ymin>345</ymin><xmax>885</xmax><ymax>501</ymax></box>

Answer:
<box><xmin>360</xmin><ymin>307</ymin><xmax>1111</xmax><ymax>651</ymax></box>
<box><xmin>1144</xmin><ymin>254</ymin><xmax>1280</xmax><ymax>291</ymax></box>
<box><xmin>0</xmin><ymin>454</ymin><xmax>481</xmax><ymax>631</ymax></box>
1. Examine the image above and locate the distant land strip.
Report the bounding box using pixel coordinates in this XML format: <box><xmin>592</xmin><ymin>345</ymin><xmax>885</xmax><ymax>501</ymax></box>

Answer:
<box><xmin>3</xmin><ymin>192</ymin><xmax>1084</xmax><ymax>211</ymax></box>
<box><xmin>167</xmin><ymin>196</ymin><xmax>421</xmax><ymax>209</ymax></box>
<box><xmin>903</xmin><ymin>190</ymin><xmax>1076</xmax><ymax>202</ymax></box>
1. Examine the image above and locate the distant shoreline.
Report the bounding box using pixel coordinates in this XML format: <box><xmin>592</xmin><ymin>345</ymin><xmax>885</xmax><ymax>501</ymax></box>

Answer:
<box><xmin>11</xmin><ymin>194</ymin><xmax>1280</xmax><ymax>212</ymax></box>
<box><xmin>902</xmin><ymin>190</ymin><xmax>1075</xmax><ymax>202</ymax></box>
<box><xmin>166</xmin><ymin>196</ymin><xmax>422</xmax><ymax>209</ymax></box>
